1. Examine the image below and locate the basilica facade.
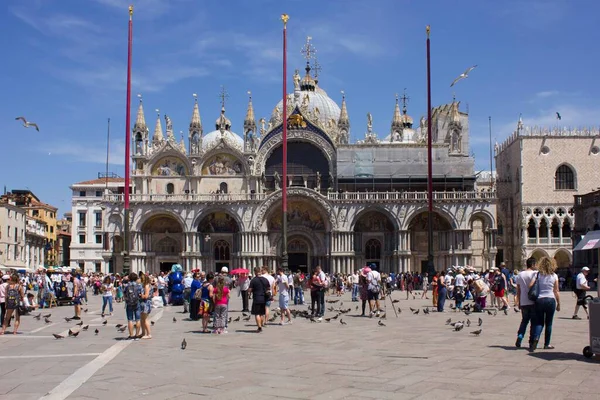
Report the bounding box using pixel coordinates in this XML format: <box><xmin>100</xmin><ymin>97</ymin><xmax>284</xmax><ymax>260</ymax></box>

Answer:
<box><xmin>102</xmin><ymin>64</ymin><xmax>496</xmax><ymax>275</ymax></box>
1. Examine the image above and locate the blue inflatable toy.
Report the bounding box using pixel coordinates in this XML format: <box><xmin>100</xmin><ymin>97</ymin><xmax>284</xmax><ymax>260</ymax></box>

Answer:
<box><xmin>169</xmin><ymin>264</ymin><xmax>184</xmax><ymax>305</ymax></box>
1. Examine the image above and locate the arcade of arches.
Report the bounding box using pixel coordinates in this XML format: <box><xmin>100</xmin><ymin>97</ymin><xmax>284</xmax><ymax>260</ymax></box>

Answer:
<box><xmin>113</xmin><ymin>204</ymin><xmax>496</xmax><ymax>275</ymax></box>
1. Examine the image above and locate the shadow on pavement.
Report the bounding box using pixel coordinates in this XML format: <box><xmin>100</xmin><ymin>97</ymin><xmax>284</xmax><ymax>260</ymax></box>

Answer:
<box><xmin>527</xmin><ymin>351</ymin><xmax>599</xmax><ymax>363</ymax></box>
<box><xmin>488</xmin><ymin>345</ymin><xmax>526</xmax><ymax>351</ymax></box>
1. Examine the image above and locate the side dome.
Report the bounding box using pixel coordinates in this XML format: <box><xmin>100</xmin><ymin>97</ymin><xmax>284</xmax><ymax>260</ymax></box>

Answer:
<box><xmin>202</xmin><ymin>130</ymin><xmax>244</xmax><ymax>152</ymax></box>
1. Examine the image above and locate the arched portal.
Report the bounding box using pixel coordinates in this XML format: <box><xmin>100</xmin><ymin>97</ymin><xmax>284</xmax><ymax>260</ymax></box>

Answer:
<box><xmin>408</xmin><ymin>211</ymin><xmax>452</xmax><ymax>272</ymax></box>
<box><xmin>265</xmin><ymin>197</ymin><xmax>329</xmax><ymax>272</ymax></box>
<box><xmin>553</xmin><ymin>249</ymin><xmax>571</xmax><ymax>269</ymax></box>
<box><xmin>530</xmin><ymin>249</ymin><xmax>549</xmax><ymax>262</ymax></box>
<box><xmin>353</xmin><ymin>210</ymin><xmax>395</xmax><ymax>272</ymax></box>
<box><xmin>140</xmin><ymin>214</ymin><xmax>184</xmax><ymax>273</ymax></box>
<box><xmin>197</xmin><ymin>211</ymin><xmax>240</xmax><ymax>271</ymax></box>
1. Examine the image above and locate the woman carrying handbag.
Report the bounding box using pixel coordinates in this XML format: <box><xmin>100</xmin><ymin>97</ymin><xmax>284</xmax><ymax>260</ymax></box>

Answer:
<box><xmin>528</xmin><ymin>257</ymin><xmax>561</xmax><ymax>352</ymax></box>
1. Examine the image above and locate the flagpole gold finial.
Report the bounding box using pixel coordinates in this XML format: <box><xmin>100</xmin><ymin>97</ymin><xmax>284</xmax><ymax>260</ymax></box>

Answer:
<box><xmin>129</xmin><ymin>5</ymin><xmax>133</xmax><ymax>17</ymax></box>
<box><xmin>281</xmin><ymin>14</ymin><xmax>289</xmax><ymax>27</ymax></box>
<box><xmin>426</xmin><ymin>25</ymin><xmax>430</xmax><ymax>38</ymax></box>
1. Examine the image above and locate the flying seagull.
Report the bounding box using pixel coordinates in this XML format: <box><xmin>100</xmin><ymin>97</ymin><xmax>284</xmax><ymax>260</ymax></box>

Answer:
<box><xmin>556</xmin><ymin>112</ymin><xmax>562</xmax><ymax>120</ymax></box>
<box><xmin>450</xmin><ymin>65</ymin><xmax>478</xmax><ymax>87</ymax></box>
<box><xmin>15</xmin><ymin>116</ymin><xmax>40</xmax><ymax>131</ymax></box>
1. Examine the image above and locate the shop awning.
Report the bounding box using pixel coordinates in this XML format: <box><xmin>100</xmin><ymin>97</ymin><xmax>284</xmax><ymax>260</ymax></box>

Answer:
<box><xmin>573</xmin><ymin>230</ymin><xmax>600</xmax><ymax>251</ymax></box>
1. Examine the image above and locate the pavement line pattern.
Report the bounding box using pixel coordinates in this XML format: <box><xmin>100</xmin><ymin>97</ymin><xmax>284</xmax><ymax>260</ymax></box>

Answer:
<box><xmin>29</xmin><ymin>323</ymin><xmax>57</xmax><ymax>333</ymax></box>
<box><xmin>39</xmin><ymin>308</ymin><xmax>164</xmax><ymax>400</ymax></box>
<box><xmin>0</xmin><ymin>353</ymin><xmax>101</xmax><ymax>359</ymax></box>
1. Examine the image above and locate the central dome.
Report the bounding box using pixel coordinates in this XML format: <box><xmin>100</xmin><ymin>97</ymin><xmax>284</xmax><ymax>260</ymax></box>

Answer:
<box><xmin>271</xmin><ymin>86</ymin><xmax>341</xmax><ymax>135</ymax></box>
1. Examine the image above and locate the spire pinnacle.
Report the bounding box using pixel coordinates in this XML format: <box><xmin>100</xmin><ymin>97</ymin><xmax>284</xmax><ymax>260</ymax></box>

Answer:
<box><xmin>179</xmin><ymin>131</ymin><xmax>186</xmax><ymax>152</ymax></box>
<box><xmin>190</xmin><ymin>93</ymin><xmax>202</xmax><ymax>130</ymax></box>
<box><xmin>390</xmin><ymin>93</ymin><xmax>403</xmax><ymax>133</ymax></box>
<box><xmin>134</xmin><ymin>94</ymin><xmax>146</xmax><ymax>131</ymax></box>
<box><xmin>244</xmin><ymin>91</ymin><xmax>256</xmax><ymax>130</ymax></box>
<box><xmin>338</xmin><ymin>90</ymin><xmax>349</xmax><ymax>124</ymax></box>
<box><xmin>153</xmin><ymin>108</ymin><xmax>163</xmax><ymax>142</ymax></box>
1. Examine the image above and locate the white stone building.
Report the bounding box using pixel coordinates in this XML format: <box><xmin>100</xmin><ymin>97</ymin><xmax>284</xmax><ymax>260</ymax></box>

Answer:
<box><xmin>25</xmin><ymin>216</ymin><xmax>46</xmax><ymax>269</ymax></box>
<box><xmin>70</xmin><ymin>177</ymin><xmax>125</xmax><ymax>273</ymax></box>
<box><xmin>495</xmin><ymin>119</ymin><xmax>600</xmax><ymax>270</ymax></box>
<box><xmin>102</xmin><ymin>62</ymin><xmax>496</xmax><ymax>275</ymax></box>
<box><xmin>0</xmin><ymin>201</ymin><xmax>26</xmax><ymax>269</ymax></box>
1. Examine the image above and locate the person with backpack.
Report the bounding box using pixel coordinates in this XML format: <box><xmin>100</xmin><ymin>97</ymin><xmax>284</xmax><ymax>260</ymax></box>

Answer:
<box><xmin>123</xmin><ymin>273</ymin><xmax>142</xmax><ymax>340</ymax></box>
<box><xmin>71</xmin><ymin>271</ymin><xmax>85</xmax><ymax>320</ymax></box>
<box><xmin>1</xmin><ymin>275</ymin><xmax>24</xmax><ymax>335</ymax></box>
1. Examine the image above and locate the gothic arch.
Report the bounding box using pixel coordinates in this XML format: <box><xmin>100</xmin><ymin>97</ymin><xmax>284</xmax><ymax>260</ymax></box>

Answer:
<box><xmin>253</xmin><ymin>187</ymin><xmax>337</xmax><ymax>231</ymax></box>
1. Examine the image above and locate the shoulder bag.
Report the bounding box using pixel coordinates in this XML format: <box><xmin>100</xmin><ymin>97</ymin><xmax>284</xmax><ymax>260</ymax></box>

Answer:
<box><xmin>527</xmin><ymin>272</ymin><xmax>539</xmax><ymax>302</ymax></box>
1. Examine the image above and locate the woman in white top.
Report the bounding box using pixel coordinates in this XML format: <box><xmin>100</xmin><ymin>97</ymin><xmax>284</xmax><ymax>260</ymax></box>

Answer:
<box><xmin>528</xmin><ymin>257</ymin><xmax>561</xmax><ymax>351</ymax></box>
<box><xmin>101</xmin><ymin>276</ymin><xmax>115</xmax><ymax>317</ymax></box>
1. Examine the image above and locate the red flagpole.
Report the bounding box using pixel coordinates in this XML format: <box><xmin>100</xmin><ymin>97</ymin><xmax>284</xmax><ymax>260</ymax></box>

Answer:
<box><xmin>426</xmin><ymin>25</ymin><xmax>434</xmax><ymax>275</ymax></box>
<box><xmin>281</xmin><ymin>14</ymin><xmax>289</xmax><ymax>270</ymax></box>
<box><xmin>123</xmin><ymin>5</ymin><xmax>133</xmax><ymax>274</ymax></box>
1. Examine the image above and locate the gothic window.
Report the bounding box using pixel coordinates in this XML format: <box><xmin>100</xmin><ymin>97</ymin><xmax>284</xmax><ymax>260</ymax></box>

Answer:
<box><xmin>527</xmin><ymin>218</ymin><xmax>537</xmax><ymax>239</ymax></box>
<box><xmin>551</xmin><ymin>218</ymin><xmax>560</xmax><ymax>239</ymax></box>
<box><xmin>365</xmin><ymin>239</ymin><xmax>381</xmax><ymax>260</ymax></box>
<box><xmin>214</xmin><ymin>240</ymin><xmax>230</xmax><ymax>261</ymax></box>
<box><xmin>562</xmin><ymin>219</ymin><xmax>572</xmax><ymax>239</ymax></box>
<box><xmin>166</xmin><ymin>183</ymin><xmax>175</xmax><ymax>194</ymax></box>
<box><xmin>555</xmin><ymin>165</ymin><xmax>575</xmax><ymax>190</ymax></box>
<box><xmin>539</xmin><ymin>219</ymin><xmax>549</xmax><ymax>239</ymax></box>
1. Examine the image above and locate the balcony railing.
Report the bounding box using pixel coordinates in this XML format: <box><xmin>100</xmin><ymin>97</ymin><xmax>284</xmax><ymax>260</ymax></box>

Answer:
<box><xmin>104</xmin><ymin>193</ymin><xmax>267</xmax><ymax>203</ymax></box>
<box><xmin>327</xmin><ymin>191</ymin><xmax>496</xmax><ymax>202</ymax></box>
<box><xmin>103</xmin><ymin>190</ymin><xmax>495</xmax><ymax>204</ymax></box>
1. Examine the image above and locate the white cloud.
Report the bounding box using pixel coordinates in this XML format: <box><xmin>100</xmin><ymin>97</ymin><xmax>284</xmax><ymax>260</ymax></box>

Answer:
<box><xmin>497</xmin><ymin>104</ymin><xmax>600</xmax><ymax>141</ymax></box>
<box><xmin>535</xmin><ymin>90</ymin><xmax>560</xmax><ymax>98</ymax></box>
<box><xmin>43</xmin><ymin>139</ymin><xmax>126</xmax><ymax>166</ymax></box>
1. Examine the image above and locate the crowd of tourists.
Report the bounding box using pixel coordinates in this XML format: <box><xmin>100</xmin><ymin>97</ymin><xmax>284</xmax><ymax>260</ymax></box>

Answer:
<box><xmin>0</xmin><ymin>260</ymin><xmax>595</xmax><ymax>345</ymax></box>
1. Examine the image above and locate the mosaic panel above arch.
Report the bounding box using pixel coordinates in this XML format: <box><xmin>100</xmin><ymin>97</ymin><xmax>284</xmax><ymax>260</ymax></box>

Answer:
<box><xmin>198</xmin><ymin>212</ymin><xmax>240</xmax><ymax>233</ymax></box>
<box><xmin>202</xmin><ymin>153</ymin><xmax>244</xmax><ymax>176</ymax></box>
<box><xmin>141</xmin><ymin>214</ymin><xmax>184</xmax><ymax>233</ymax></box>
<box><xmin>408</xmin><ymin>211</ymin><xmax>452</xmax><ymax>231</ymax></box>
<box><xmin>268</xmin><ymin>200</ymin><xmax>326</xmax><ymax>231</ymax></box>
<box><xmin>152</xmin><ymin>156</ymin><xmax>187</xmax><ymax>176</ymax></box>
<box><xmin>353</xmin><ymin>211</ymin><xmax>395</xmax><ymax>232</ymax></box>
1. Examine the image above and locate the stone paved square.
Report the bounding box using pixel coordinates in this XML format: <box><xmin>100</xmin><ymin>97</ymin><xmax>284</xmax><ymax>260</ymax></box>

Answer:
<box><xmin>0</xmin><ymin>291</ymin><xmax>597</xmax><ymax>400</ymax></box>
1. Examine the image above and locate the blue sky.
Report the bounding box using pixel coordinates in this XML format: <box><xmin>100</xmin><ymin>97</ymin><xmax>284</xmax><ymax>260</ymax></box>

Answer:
<box><xmin>2</xmin><ymin>0</ymin><xmax>599</xmax><ymax>216</ymax></box>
